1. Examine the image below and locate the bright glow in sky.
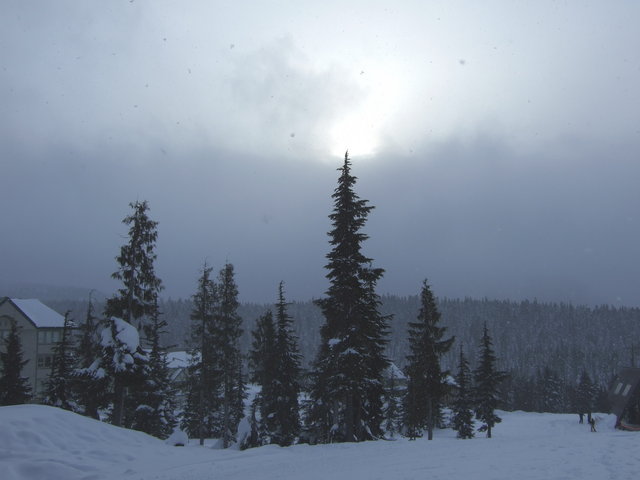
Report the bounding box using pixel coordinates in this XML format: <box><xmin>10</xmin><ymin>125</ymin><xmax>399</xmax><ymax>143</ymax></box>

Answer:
<box><xmin>1</xmin><ymin>1</ymin><xmax>640</xmax><ymax>304</ymax></box>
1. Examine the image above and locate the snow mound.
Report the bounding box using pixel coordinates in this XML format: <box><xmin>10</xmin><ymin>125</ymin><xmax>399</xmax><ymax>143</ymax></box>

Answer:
<box><xmin>1</xmin><ymin>407</ymin><xmax>639</xmax><ymax>480</ymax></box>
<box><xmin>0</xmin><ymin>405</ymin><xmax>213</xmax><ymax>480</ymax></box>
<box><xmin>0</xmin><ymin>405</ymin><xmax>160</xmax><ymax>480</ymax></box>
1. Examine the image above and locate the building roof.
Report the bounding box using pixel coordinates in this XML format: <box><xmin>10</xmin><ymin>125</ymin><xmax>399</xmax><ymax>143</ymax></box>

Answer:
<box><xmin>609</xmin><ymin>367</ymin><xmax>640</xmax><ymax>419</ymax></box>
<box><xmin>167</xmin><ymin>350</ymin><xmax>190</xmax><ymax>369</ymax></box>
<box><xmin>2</xmin><ymin>298</ymin><xmax>65</xmax><ymax>328</ymax></box>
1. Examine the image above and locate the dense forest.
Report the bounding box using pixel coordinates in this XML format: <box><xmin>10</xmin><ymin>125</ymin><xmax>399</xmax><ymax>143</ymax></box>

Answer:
<box><xmin>41</xmin><ymin>294</ymin><xmax>639</xmax><ymax>389</ymax></box>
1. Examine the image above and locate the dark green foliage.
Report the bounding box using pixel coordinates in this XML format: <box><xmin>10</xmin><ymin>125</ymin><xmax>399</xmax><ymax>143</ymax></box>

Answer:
<box><xmin>382</xmin><ymin>369</ymin><xmax>402</xmax><ymax>438</ymax></box>
<box><xmin>473</xmin><ymin>324</ymin><xmax>506</xmax><ymax>438</ymax></box>
<box><xmin>214</xmin><ymin>263</ymin><xmax>245</xmax><ymax>448</ymax></box>
<box><xmin>43</xmin><ymin>311</ymin><xmax>76</xmax><ymax>410</ymax></box>
<box><xmin>72</xmin><ymin>297</ymin><xmax>109</xmax><ymax>419</ymax></box>
<box><xmin>403</xmin><ymin>280</ymin><xmax>454</xmax><ymax>440</ymax></box>
<box><xmin>248</xmin><ymin>310</ymin><xmax>277</xmax><ymax>446</ymax></box>
<box><xmin>576</xmin><ymin>370</ymin><xmax>597</xmax><ymax>416</ymax></box>
<box><xmin>181</xmin><ymin>263</ymin><xmax>218</xmax><ymax>444</ymax></box>
<box><xmin>0</xmin><ymin>319</ymin><xmax>32</xmax><ymax>405</ymax></box>
<box><xmin>104</xmin><ymin>200</ymin><xmax>163</xmax><ymax>330</ymax></box>
<box><xmin>308</xmin><ymin>152</ymin><xmax>389</xmax><ymax>443</ymax></box>
<box><xmin>452</xmin><ymin>345</ymin><xmax>474</xmax><ymax>439</ymax></box>
<box><xmin>271</xmin><ymin>282</ymin><xmax>302</xmax><ymax>446</ymax></box>
<box><xmin>537</xmin><ymin>366</ymin><xmax>564</xmax><ymax>413</ymax></box>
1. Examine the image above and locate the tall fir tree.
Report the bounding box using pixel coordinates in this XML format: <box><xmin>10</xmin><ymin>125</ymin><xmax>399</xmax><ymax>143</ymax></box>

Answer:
<box><xmin>403</xmin><ymin>280</ymin><xmax>454</xmax><ymax>440</ymax></box>
<box><xmin>73</xmin><ymin>296</ymin><xmax>109</xmax><ymax>419</ymax></box>
<box><xmin>271</xmin><ymin>282</ymin><xmax>302</xmax><ymax>446</ymax></box>
<box><xmin>181</xmin><ymin>263</ymin><xmax>218</xmax><ymax>445</ymax></box>
<box><xmin>214</xmin><ymin>263</ymin><xmax>245</xmax><ymax>448</ymax></box>
<box><xmin>473</xmin><ymin>323</ymin><xmax>506</xmax><ymax>438</ymax></box>
<box><xmin>104</xmin><ymin>200</ymin><xmax>163</xmax><ymax>426</ymax></box>
<box><xmin>43</xmin><ymin>311</ymin><xmax>76</xmax><ymax>410</ymax></box>
<box><xmin>0</xmin><ymin>319</ymin><xmax>32</xmax><ymax>405</ymax></box>
<box><xmin>308</xmin><ymin>152</ymin><xmax>389</xmax><ymax>443</ymax></box>
<box><xmin>451</xmin><ymin>344</ymin><xmax>475</xmax><ymax>439</ymax></box>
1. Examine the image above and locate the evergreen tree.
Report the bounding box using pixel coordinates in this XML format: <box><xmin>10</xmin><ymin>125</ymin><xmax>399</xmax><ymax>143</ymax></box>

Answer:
<box><xmin>0</xmin><ymin>319</ymin><xmax>32</xmax><ymax>405</ymax></box>
<box><xmin>130</xmin><ymin>307</ymin><xmax>178</xmax><ymax>439</ymax></box>
<box><xmin>248</xmin><ymin>310</ymin><xmax>277</xmax><ymax>446</ymax></box>
<box><xmin>308</xmin><ymin>152</ymin><xmax>389</xmax><ymax>443</ymax></box>
<box><xmin>382</xmin><ymin>368</ymin><xmax>402</xmax><ymax>438</ymax></box>
<box><xmin>105</xmin><ymin>200</ymin><xmax>163</xmax><ymax>426</ymax></box>
<box><xmin>181</xmin><ymin>263</ymin><xmax>218</xmax><ymax>444</ymax></box>
<box><xmin>214</xmin><ymin>263</ymin><xmax>245</xmax><ymax>448</ymax></box>
<box><xmin>72</xmin><ymin>296</ymin><xmax>109</xmax><ymax>419</ymax></box>
<box><xmin>43</xmin><ymin>311</ymin><xmax>76</xmax><ymax>410</ymax></box>
<box><xmin>576</xmin><ymin>370</ymin><xmax>596</xmax><ymax>417</ymax></box>
<box><xmin>538</xmin><ymin>366</ymin><xmax>563</xmax><ymax>413</ymax></box>
<box><xmin>403</xmin><ymin>280</ymin><xmax>454</xmax><ymax>440</ymax></box>
<box><xmin>452</xmin><ymin>344</ymin><xmax>474</xmax><ymax>439</ymax></box>
<box><xmin>473</xmin><ymin>323</ymin><xmax>506</xmax><ymax>438</ymax></box>
<box><xmin>271</xmin><ymin>282</ymin><xmax>302</xmax><ymax>446</ymax></box>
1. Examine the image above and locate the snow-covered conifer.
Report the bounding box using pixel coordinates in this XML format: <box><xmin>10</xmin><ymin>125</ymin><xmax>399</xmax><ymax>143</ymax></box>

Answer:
<box><xmin>72</xmin><ymin>297</ymin><xmax>109</xmax><ymax>419</ymax></box>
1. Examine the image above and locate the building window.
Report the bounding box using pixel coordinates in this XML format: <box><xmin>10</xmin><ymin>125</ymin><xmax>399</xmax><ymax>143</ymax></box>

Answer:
<box><xmin>37</xmin><ymin>354</ymin><xmax>54</xmax><ymax>369</ymax></box>
<box><xmin>0</xmin><ymin>316</ymin><xmax>12</xmax><ymax>328</ymax></box>
<box><xmin>38</xmin><ymin>329</ymin><xmax>61</xmax><ymax>344</ymax></box>
<box><xmin>0</xmin><ymin>316</ymin><xmax>13</xmax><ymax>339</ymax></box>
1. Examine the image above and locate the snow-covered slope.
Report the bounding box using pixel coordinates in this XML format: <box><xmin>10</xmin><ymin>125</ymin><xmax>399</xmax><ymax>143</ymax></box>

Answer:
<box><xmin>1</xmin><ymin>405</ymin><xmax>639</xmax><ymax>480</ymax></box>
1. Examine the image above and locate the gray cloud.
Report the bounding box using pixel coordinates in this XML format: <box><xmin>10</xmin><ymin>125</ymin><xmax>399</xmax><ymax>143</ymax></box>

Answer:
<box><xmin>1</xmin><ymin>1</ymin><xmax>639</xmax><ymax>307</ymax></box>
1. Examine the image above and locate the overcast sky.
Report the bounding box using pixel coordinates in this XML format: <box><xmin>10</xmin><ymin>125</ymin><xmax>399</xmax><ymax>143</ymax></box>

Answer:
<box><xmin>2</xmin><ymin>1</ymin><xmax>639</xmax><ymax>306</ymax></box>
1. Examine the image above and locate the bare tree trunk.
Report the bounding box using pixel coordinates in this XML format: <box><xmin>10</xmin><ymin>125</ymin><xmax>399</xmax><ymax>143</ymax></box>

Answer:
<box><xmin>427</xmin><ymin>397</ymin><xmax>434</xmax><ymax>440</ymax></box>
<box><xmin>345</xmin><ymin>392</ymin><xmax>354</xmax><ymax>442</ymax></box>
<box><xmin>112</xmin><ymin>378</ymin><xmax>125</xmax><ymax>427</ymax></box>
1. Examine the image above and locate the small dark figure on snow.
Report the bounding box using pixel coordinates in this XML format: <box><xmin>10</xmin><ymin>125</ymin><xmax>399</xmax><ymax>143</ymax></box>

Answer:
<box><xmin>587</xmin><ymin>412</ymin><xmax>592</xmax><ymax>424</ymax></box>
<box><xmin>589</xmin><ymin>417</ymin><xmax>596</xmax><ymax>432</ymax></box>
<box><xmin>578</xmin><ymin>413</ymin><xmax>584</xmax><ymax>424</ymax></box>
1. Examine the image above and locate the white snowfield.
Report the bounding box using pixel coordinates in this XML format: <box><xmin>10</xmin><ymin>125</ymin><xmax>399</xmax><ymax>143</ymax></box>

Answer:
<box><xmin>1</xmin><ymin>405</ymin><xmax>639</xmax><ymax>480</ymax></box>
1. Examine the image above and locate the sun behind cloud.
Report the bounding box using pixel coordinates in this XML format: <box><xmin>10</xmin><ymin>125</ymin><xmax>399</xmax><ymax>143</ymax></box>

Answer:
<box><xmin>327</xmin><ymin>64</ymin><xmax>405</xmax><ymax>159</ymax></box>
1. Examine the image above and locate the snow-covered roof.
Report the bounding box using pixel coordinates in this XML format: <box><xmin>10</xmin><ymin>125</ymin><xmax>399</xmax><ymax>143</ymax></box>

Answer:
<box><xmin>9</xmin><ymin>298</ymin><xmax>65</xmax><ymax>328</ymax></box>
<box><xmin>166</xmin><ymin>351</ymin><xmax>189</xmax><ymax>369</ymax></box>
<box><xmin>385</xmin><ymin>362</ymin><xmax>407</xmax><ymax>380</ymax></box>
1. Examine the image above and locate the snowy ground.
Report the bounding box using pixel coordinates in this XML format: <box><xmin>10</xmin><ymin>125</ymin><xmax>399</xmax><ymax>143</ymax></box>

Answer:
<box><xmin>1</xmin><ymin>405</ymin><xmax>639</xmax><ymax>480</ymax></box>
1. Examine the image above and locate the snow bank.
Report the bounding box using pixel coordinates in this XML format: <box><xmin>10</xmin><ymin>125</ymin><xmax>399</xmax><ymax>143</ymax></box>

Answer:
<box><xmin>0</xmin><ymin>405</ymin><xmax>210</xmax><ymax>480</ymax></box>
<box><xmin>1</xmin><ymin>406</ymin><xmax>639</xmax><ymax>480</ymax></box>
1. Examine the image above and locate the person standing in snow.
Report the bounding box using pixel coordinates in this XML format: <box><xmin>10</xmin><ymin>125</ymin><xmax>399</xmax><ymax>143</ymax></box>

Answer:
<box><xmin>578</xmin><ymin>413</ymin><xmax>584</xmax><ymax>424</ymax></box>
<box><xmin>589</xmin><ymin>417</ymin><xmax>596</xmax><ymax>432</ymax></box>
